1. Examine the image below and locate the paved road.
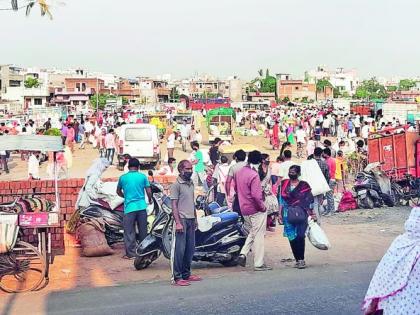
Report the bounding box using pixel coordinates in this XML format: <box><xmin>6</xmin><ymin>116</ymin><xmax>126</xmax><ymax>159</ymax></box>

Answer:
<box><xmin>40</xmin><ymin>262</ymin><xmax>375</xmax><ymax>315</ymax></box>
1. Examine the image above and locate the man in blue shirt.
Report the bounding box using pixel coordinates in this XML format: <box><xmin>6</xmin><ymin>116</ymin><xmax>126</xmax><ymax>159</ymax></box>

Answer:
<box><xmin>117</xmin><ymin>158</ymin><xmax>152</xmax><ymax>259</ymax></box>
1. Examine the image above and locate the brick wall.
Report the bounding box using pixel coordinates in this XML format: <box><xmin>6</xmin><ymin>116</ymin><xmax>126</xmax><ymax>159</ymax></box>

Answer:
<box><xmin>0</xmin><ymin>175</ymin><xmax>176</xmax><ymax>254</ymax></box>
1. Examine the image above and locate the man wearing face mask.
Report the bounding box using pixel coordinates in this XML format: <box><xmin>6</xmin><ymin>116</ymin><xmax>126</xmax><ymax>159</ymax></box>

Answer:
<box><xmin>170</xmin><ymin>160</ymin><xmax>202</xmax><ymax>286</ymax></box>
<box><xmin>235</xmin><ymin>150</ymin><xmax>272</xmax><ymax>271</ymax></box>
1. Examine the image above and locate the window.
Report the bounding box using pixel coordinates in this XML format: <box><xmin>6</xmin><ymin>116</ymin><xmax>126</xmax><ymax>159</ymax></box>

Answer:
<box><xmin>82</xmin><ymin>83</ymin><xmax>86</xmax><ymax>91</ymax></box>
<box><xmin>295</xmin><ymin>86</ymin><xmax>299</xmax><ymax>90</ymax></box>
<box><xmin>125</xmin><ymin>128</ymin><xmax>152</xmax><ymax>141</ymax></box>
<box><xmin>9</xmin><ymin>80</ymin><xmax>21</xmax><ymax>87</ymax></box>
<box><xmin>73</xmin><ymin>101</ymin><xmax>79</xmax><ymax>105</ymax></box>
<box><xmin>34</xmin><ymin>98</ymin><xmax>42</xmax><ymax>105</ymax></box>
<box><xmin>76</xmin><ymin>83</ymin><xmax>81</xmax><ymax>91</ymax></box>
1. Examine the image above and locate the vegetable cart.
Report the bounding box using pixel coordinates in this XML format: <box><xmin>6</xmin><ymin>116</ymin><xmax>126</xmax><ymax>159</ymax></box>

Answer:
<box><xmin>0</xmin><ymin>135</ymin><xmax>63</xmax><ymax>293</ymax></box>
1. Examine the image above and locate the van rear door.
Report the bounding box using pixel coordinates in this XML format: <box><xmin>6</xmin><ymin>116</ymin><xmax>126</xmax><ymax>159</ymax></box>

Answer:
<box><xmin>124</xmin><ymin>126</ymin><xmax>154</xmax><ymax>158</ymax></box>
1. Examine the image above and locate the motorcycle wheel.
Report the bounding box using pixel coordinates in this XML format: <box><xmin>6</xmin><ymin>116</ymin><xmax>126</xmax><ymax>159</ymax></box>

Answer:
<box><xmin>221</xmin><ymin>254</ymin><xmax>239</xmax><ymax>267</ymax></box>
<box><xmin>360</xmin><ymin>196</ymin><xmax>374</xmax><ymax>209</ymax></box>
<box><xmin>390</xmin><ymin>183</ymin><xmax>403</xmax><ymax>207</ymax></box>
<box><xmin>134</xmin><ymin>251</ymin><xmax>161</xmax><ymax>270</ymax></box>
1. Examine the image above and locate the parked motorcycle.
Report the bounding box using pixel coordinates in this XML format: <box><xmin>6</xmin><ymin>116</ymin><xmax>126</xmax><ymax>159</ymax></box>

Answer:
<box><xmin>353</xmin><ymin>163</ymin><xmax>399</xmax><ymax>209</ymax></box>
<box><xmin>79</xmin><ymin>183</ymin><xmax>161</xmax><ymax>245</ymax></box>
<box><xmin>134</xmin><ymin>187</ymin><xmax>246</xmax><ymax>270</ymax></box>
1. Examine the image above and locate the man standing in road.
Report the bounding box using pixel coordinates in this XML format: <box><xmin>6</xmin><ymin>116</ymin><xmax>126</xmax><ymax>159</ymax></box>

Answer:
<box><xmin>179</xmin><ymin>120</ymin><xmax>190</xmax><ymax>152</ymax></box>
<box><xmin>236</xmin><ymin>150</ymin><xmax>271</xmax><ymax>271</ymax></box>
<box><xmin>117</xmin><ymin>158</ymin><xmax>153</xmax><ymax>259</ymax></box>
<box><xmin>225</xmin><ymin>149</ymin><xmax>247</xmax><ymax>212</ymax></box>
<box><xmin>170</xmin><ymin>160</ymin><xmax>202</xmax><ymax>286</ymax></box>
<box><xmin>191</xmin><ymin>141</ymin><xmax>208</xmax><ymax>192</ymax></box>
<box><xmin>44</xmin><ymin>118</ymin><xmax>52</xmax><ymax>131</ymax></box>
<box><xmin>209</xmin><ymin>137</ymin><xmax>222</xmax><ymax>166</ymax></box>
<box><xmin>313</xmin><ymin>147</ymin><xmax>330</xmax><ymax>221</ymax></box>
<box><xmin>323</xmin><ymin>147</ymin><xmax>336</xmax><ymax>216</ymax></box>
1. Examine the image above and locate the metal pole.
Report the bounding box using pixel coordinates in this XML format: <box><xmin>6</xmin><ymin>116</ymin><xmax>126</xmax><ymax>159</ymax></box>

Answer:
<box><xmin>96</xmin><ymin>76</ymin><xmax>99</xmax><ymax>113</ymax></box>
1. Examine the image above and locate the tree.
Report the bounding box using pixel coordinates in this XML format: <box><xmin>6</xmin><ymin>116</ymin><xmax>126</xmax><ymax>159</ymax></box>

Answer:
<box><xmin>89</xmin><ymin>94</ymin><xmax>116</xmax><ymax>110</ymax></box>
<box><xmin>398</xmin><ymin>79</ymin><xmax>417</xmax><ymax>91</ymax></box>
<box><xmin>316</xmin><ymin>79</ymin><xmax>333</xmax><ymax>92</ymax></box>
<box><xmin>387</xmin><ymin>85</ymin><xmax>398</xmax><ymax>92</ymax></box>
<box><xmin>24</xmin><ymin>77</ymin><xmax>40</xmax><ymax>88</ymax></box>
<box><xmin>121</xmin><ymin>96</ymin><xmax>129</xmax><ymax>105</ymax></box>
<box><xmin>2</xmin><ymin>0</ymin><xmax>53</xmax><ymax>19</ymax></box>
<box><xmin>354</xmin><ymin>78</ymin><xmax>388</xmax><ymax>99</ymax></box>
<box><xmin>170</xmin><ymin>87</ymin><xmax>179</xmax><ymax>101</ymax></box>
<box><xmin>282</xmin><ymin>97</ymin><xmax>290</xmax><ymax>103</ymax></box>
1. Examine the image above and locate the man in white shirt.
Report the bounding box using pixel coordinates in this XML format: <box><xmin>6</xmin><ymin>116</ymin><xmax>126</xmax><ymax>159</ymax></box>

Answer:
<box><xmin>277</xmin><ymin>150</ymin><xmax>295</xmax><ymax>180</ymax></box>
<box><xmin>167</xmin><ymin>131</ymin><xmax>175</xmax><ymax>159</ymax></box>
<box><xmin>361</xmin><ymin>121</ymin><xmax>370</xmax><ymax>145</ymax></box>
<box><xmin>354</xmin><ymin>115</ymin><xmax>361</xmax><ymax>137</ymax></box>
<box><xmin>158</xmin><ymin>157</ymin><xmax>177</xmax><ymax>176</ymax></box>
<box><xmin>179</xmin><ymin>120</ymin><xmax>190</xmax><ymax>152</ymax></box>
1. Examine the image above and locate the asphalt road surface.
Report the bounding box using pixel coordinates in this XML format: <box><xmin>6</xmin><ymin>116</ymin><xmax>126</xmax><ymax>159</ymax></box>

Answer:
<box><xmin>41</xmin><ymin>261</ymin><xmax>376</xmax><ymax>315</ymax></box>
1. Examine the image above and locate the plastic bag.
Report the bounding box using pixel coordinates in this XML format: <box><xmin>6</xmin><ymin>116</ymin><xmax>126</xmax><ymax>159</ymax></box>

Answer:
<box><xmin>307</xmin><ymin>218</ymin><xmax>331</xmax><ymax>250</ymax></box>
<box><xmin>300</xmin><ymin>159</ymin><xmax>330</xmax><ymax>196</ymax></box>
<box><xmin>0</xmin><ymin>223</ymin><xmax>19</xmax><ymax>254</ymax></box>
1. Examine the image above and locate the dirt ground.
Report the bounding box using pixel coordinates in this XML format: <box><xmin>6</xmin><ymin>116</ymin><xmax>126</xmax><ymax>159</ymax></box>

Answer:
<box><xmin>0</xmin><ymin>129</ymin><xmax>413</xmax><ymax>305</ymax></box>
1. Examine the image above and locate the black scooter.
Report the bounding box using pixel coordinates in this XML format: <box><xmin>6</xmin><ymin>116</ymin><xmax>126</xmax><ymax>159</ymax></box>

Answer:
<box><xmin>353</xmin><ymin>164</ymin><xmax>398</xmax><ymax>209</ymax></box>
<box><xmin>134</xmin><ymin>185</ymin><xmax>246</xmax><ymax>270</ymax></box>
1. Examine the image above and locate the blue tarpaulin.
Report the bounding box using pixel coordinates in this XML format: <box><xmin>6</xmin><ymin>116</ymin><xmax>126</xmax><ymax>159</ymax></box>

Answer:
<box><xmin>0</xmin><ymin>135</ymin><xmax>63</xmax><ymax>152</ymax></box>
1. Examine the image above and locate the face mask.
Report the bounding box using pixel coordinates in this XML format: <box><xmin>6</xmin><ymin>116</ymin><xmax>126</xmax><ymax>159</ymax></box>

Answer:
<box><xmin>288</xmin><ymin>173</ymin><xmax>298</xmax><ymax>180</ymax></box>
<box><xmin>264</xmin><ymin>160</ymin><xmax>270</xmax><ymax>166</ymax></box>
<box><xmin>182</xmin><ymin>171</ymin><xmax>193</xmax><ymax>181</ymax></box>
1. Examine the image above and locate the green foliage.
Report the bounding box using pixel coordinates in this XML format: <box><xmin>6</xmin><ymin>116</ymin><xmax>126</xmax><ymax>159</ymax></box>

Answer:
<box><xmin>43</xmin><ymin>128</ymin><xmax>61</xmax><ymax>137</ymax></box>
<box><xmin>316</xmin><ymin>79</ymin><xmax>332</xmax><ymax>92</ymax></box>
<box><xmin>24</xmin><ymin>77</ymin><xmax>40</xmax><ymax>88</ymax></box>
<box><xmin>122</xmin><ymin>97</ymin><xmax>129</xmax><ymax>105</ymax></box>
<box><xmin>301</xmin><ymin>96</ymin><xmax>309</xmax><ymax>103</ymax></box>
<box><xmin>170</xmin><ymin>87</ymin><xmax>180</xmax><ymax>101</ymax></box>
<box><xmin>260</xmin><ymin>76</ymin><xmax>276</xmax><ymax>93</ymax></box>
<box><xmin>355</xmin><ymin>78</ymin><xmax>388</xmax><ymax>99</ymax></box>
<box><xmin>89</xmin><ymin>94</ymin><xmax>116</xmax><ymax>110</ymax></box>
<box><xmin>398</xmin><ymin>79</ymin><xmax>417</xmax><ymax>91</ymax></box>
<box><xmin>282</xmin><ymin>97</ymin><xmax>290</xmax><ymax>103</ymax></box>
<box><xmin>387</xmin><ymin>85</ymin><xmax>398</xmax><ymax>92</ymax></box>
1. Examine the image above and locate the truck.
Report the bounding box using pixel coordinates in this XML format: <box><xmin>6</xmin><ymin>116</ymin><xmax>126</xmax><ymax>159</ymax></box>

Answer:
<box><xmin>368</xmin><ymin>125</ymin><xmax>420</xmax><ymax>180</ymax></box>
<box><xmin>206</xmin><ymin>107</ymin><xmax>235</xmax><ymax>144</ymax></box>
<box><xmin>381</xmin><ymin>102</ymin><xmax>418</xmax><ymax>124</ymax></box>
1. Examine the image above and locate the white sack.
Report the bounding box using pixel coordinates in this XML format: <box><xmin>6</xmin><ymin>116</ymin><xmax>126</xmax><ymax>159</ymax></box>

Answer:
<box><xmin>300</xmin><ymin>159</ymin><xmax>330</xmax><ymax>196</ymax></box>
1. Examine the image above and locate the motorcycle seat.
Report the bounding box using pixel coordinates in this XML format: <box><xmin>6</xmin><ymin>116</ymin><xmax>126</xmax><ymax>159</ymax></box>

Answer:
<box><xmin>211</xmin><ymin>212</ymin><xmax>239</xmax><ymax>225</ymax></box>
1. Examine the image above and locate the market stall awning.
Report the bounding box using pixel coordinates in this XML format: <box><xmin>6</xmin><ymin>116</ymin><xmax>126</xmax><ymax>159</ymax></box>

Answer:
<box><xmin>0</xmin><ymin>135</ymin><xmax>63</xmax><ymax>152</ymax></box>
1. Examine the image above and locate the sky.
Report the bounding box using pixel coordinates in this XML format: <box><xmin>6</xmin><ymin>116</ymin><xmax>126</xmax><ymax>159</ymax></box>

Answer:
<box><xmin>1</xmin><ymin>0</ymin><xmax>420</xmax><ymax>80</ymax></box>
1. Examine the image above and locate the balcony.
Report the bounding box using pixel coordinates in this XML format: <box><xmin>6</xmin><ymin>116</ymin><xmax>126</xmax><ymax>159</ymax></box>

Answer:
<box><xmin>23</xmin><ymin>86</ymin><xmax>50</xmax><ymax>97</ymax></box>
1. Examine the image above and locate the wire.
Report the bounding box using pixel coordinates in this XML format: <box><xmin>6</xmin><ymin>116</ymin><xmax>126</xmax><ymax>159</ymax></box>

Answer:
<box><xmin>0</xmin><ymin>0</ymin><xmax>34</xmax><ymax>10</ymax></box>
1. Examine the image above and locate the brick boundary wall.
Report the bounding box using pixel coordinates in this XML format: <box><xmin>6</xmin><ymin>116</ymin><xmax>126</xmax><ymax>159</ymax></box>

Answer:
<box><xmin>0</xmin><ymin>175</ymin><xmax>176</xmax><ymax>254</ymax></box>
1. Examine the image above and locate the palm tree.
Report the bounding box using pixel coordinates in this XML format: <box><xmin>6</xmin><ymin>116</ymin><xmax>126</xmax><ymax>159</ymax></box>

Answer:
<box><xmin>3</xmin><ymin>0</ymin><xmax>53</xmax><ymax>19</ymax></box>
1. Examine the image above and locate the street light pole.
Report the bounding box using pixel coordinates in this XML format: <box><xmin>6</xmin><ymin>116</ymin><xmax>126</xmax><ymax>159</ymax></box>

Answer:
<box><xmin>96</xmin><ymin>76</ymin><xmax>99</xmax><ymax>113</ymax></box>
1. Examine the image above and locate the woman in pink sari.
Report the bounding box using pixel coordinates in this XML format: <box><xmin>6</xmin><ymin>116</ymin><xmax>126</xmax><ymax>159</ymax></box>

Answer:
<box><xmin>272</xmin><ymin>121</ymin><xmax>280</xmax><ymax>149</ymax></box>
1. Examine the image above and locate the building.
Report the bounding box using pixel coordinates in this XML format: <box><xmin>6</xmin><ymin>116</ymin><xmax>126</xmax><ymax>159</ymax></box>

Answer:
<box><xmin>306</xmin><ymin>66</ymin><xmax>359</xmax><ymax>96</ymax></box>
<box><xmin>0</xmin><ymin>65</ymin><xmax>24</xmax><ymax>102</ymax></box>
<box><xmin>22</xmin><ymin>69</ymin><xmax>52</xmax><ymax>110</ymax></box>
<box><xmin>50</xmin><ymin>87</ymin><xmax>92</xmax><ymax>112</ymax></box>
<box><xmin>247</xmin><ymin>92</ymin><xmax>276</xmax><ymax>102</ymax></box>
<box><xmin>137</xmin><ymin>77</ymin><xmax>171</xmax><ymax>103</ymax></box>
<box><xmin>276</xmin><ymin>74</ymin><xmax>316</xmax><ymax>101</ymax></box>
<box><xmin>65</xmin><ymin>78</ymin><xmax>104</xmax><ymax>93</ymax></box>
<box><xmin>276</xmin><ymin>73</ymin><xmax>333</xmax><ymax>102</ymax></box>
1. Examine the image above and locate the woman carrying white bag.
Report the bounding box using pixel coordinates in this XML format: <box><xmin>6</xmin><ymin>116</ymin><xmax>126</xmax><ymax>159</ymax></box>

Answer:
<box><xmin>278</xmin><ymin>165</ymin><xmax>317</xmax><ymax>269</ymax></box>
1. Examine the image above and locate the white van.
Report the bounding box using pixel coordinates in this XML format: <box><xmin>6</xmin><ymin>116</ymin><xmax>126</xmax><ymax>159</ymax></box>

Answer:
<box><xmin>118</xmin><ymin>124</ymin><xmax>160</xmax><ymax>166</ymax></box>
